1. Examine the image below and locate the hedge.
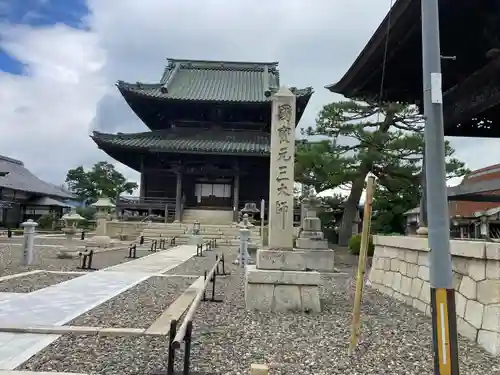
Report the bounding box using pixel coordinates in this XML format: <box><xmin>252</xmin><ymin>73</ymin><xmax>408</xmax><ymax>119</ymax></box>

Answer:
<box><xmin>348</xmin><ymin>234</ymin><xmax>375</xmax><ymax>257</ymax></box>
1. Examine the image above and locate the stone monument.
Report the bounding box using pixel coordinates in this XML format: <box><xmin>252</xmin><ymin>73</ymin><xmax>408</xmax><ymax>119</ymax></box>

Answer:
<box><xmin>21</xmin><ymin>219</ymin><xmax>38</xmax><ymax>266</ymax></box>
<box><xmin>244</xmin><ymin>87</ymin><xmax>321</xmax><ymax>312</ymax></box>
<box><xmin>295</xmin><ymin>195</ymin><xmax>335</xmax><ymax>272</ymax></box>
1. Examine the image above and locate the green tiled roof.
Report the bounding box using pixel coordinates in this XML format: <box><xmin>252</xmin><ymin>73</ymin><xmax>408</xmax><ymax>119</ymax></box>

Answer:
<box><xmin>116</xmin><ymin>58</ymin><xmax>313</xmax><ymax>103</ymax></box>
<box><xmin>91</xmin><ymin>129</ymin><xmax>270</xmax><ymax>156</ymax></box>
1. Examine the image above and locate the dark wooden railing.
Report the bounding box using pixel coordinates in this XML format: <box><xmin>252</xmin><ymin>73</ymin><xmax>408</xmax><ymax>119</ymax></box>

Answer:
<box><xmin>118</xmin><ymin>196</ymin><xmax>176</xmax><ymax>206</ymax></box>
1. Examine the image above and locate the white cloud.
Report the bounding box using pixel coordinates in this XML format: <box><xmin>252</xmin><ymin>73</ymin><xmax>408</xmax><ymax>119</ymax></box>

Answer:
<box><xmin>0</xmin><ymin>0</ymin><xmax>496</xmax><ymax>193</ymax></box>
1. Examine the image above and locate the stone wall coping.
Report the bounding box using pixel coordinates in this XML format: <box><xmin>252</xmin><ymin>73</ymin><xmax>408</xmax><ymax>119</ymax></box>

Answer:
<box><xmin>373</xmin><ymin>235</ymin><xmax>500</xmax><ymax>260</ymax></box>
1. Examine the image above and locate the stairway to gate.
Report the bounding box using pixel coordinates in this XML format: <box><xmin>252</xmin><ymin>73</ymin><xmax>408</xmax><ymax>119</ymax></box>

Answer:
<box><xmin>181</xmin><ymin>209</ymin><xmax>233</xmax><ymax>225</ymax></box>
<box><xmin>141</xmin><ymin>222</ymin><xmax>261</xmax><ymax>247</ymax></box>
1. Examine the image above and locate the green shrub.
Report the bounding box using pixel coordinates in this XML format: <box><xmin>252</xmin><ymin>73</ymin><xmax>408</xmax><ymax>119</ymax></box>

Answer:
<box><xmin>348</xmin><ymin>234</ymin><xmax>375</xmax><ymax>257</ymax></box>
<box><xmin>37</xmin><ymin>213</ymin><xmax>57</xmax><ymax>230</ymax></box>
<box><xmin>76</xmin><ymin>206</ymin><xmax>96</xmax><ymax>220</ymax></box>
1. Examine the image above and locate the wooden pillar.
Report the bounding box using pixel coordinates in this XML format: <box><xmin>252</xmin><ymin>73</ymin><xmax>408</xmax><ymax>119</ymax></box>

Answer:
<box><xmin>139</xmin><ymin>157</ymin><xmax>145</xmax><ymax>202</ymax></box>
<box><xmin>233</xmin><ymin>172</ymin><xmax>240</xmax><ymax>223</ymax></box>
<box><xmin>175</xmin><ymin>171</ymin><xmax>182</xmax><ymax>222</ymax></box>
<box><xmin>139</xmin><ymin>172</ymin><xmax>146</xmax><ymax>200</ymax></box>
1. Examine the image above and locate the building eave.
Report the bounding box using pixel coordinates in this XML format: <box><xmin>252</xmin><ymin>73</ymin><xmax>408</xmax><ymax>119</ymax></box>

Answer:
<box><xmin>325</xmin><ymin>0</ymin><xmax>415</xmax><ymax>97</ymax></box>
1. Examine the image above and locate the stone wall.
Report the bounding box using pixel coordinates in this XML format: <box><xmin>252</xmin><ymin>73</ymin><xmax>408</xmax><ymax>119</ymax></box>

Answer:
<box><xmin>369</xmin><ymin>235</ymin><xmax>500</xmax><ymax>356</ymax></box>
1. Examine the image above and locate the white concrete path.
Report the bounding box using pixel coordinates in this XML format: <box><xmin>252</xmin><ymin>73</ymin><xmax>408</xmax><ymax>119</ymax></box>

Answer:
<box><xmin>0</xmin><ymin>244</ymin><xmax>197</xmax><ymax>370</ymax></box>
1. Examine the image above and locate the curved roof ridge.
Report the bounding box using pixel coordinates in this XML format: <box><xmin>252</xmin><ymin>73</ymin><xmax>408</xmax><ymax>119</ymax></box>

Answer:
<box><xmin>166</xmin><ymin>58</ymin><xmax>279</xmax><ymax>67</ymax></box>
<box><xmin>0</xmin><ymin>154</ymin><xmax>24</xmax><ymax>166</ymax></box>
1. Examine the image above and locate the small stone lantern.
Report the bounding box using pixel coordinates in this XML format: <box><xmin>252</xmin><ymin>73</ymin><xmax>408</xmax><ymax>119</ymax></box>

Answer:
<box><xmin>89</xmin><ymin>196</ymin><xmax>116</xmax><ymax>246</ymax></box>
<box><xmin>92</xmin><ymin>197</ymin><xmax>115</xmax><ymax>217</ymax></box>
<box><xmin>59</xmin><ymin>209</ymin><xmax>84</xmax><ymax>258</ymax></box>
<box><xmin>238</xmin><ymin>213</ymin><xmax>254</xmax><ymax>228</ymax></box>
<box><xmin>479</xmin><ymin>214</ymin><xmax>489</xmax><ymax>239</ymax></box>
<box><xmin>240</xmin><ymin>202</ymin><xmax>260</xmax><ymax>222</ymax></box>
<box><xmin>189</xmin><ymin>220</ymin><xmax>202</xmax><ymax>245</ymax></box>
<box><xmin>193</xmin><ymin>220</ymin><xmax>201</xmax><ymax>235</ymax></box>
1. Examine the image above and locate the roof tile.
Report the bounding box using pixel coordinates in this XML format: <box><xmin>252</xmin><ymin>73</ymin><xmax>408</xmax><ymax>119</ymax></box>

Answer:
<box><xmin>117</xmin><ymin>58</ymin><xmax>312</xmax><ymax>103</ymax></box>
<box><xmin>92</xmin><ymin>129</ymin><xmax>270</xmax><ymax>155</ymax></box>
<box><xmin>0</xmin><ymin>155</ymin><xmax>74</xmax><ymax>198</ymax></box>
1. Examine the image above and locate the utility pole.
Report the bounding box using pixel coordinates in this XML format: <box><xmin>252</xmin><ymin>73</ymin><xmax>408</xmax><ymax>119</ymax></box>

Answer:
<box><xmin>419</xmin><ymin>156</ymin><xmax>428</xmax><ymax>228</ymax></box>
<box><xmin>421</xmin><ymin>0</ymin><xmax>459</xmax><ymax>374</ymax></box>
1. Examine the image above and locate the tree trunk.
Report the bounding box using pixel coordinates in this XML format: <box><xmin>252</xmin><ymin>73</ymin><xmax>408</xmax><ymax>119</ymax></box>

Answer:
<box><xmin>338</xmin><ymin>174</ymin><xmax>367</xmax><ymax>246</ymax></box>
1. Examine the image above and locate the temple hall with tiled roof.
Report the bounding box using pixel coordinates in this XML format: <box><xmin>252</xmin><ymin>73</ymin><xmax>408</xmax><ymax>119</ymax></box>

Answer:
<box><xmin>91</xmin><ymin>58</ymin><xmax>313</xmax><ymax>221</ymax></box>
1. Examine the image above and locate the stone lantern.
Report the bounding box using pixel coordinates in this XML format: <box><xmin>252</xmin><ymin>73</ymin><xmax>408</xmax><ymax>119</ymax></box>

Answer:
<box><xmin>240</xmin><ymin>202</ymin><xmax>260</xmax><ymax>222</ymax></box>
<box><xmin>59</xmin><ymin>208</ymin><xmax>84</xmax><ymax>258</ymax></box>
<box><xmin>189</xmin><ymin>220</ymin><xmax>202</xmax><ymax>245</ymax></box>
<box><xmin>238</xmin><ymin>213</ymin><xmax>254</xmax><ymax>228</ymax></box>
<box><xmin>479</xmin><ymin>214</ymin><xmax>490</xmax><ymax>239</ymax></box>
<box><xmin>88</xmin><ymin>196</ymin><xmax>116</xmax><ymax>247</ymax></box>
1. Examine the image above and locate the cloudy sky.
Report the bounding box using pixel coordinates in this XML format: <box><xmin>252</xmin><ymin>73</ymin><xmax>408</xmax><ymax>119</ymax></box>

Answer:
<box><xmin>0</xmin><ymin>0</ymin><xmax>494</xmax><ymax>192</ymax></box>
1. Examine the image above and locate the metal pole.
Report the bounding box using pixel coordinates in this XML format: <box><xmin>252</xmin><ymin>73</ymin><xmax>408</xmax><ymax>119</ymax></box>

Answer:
<box><xmin>419</xmin><ymin>155</ymin><xmax>428</xmax><ymax>228</ymax></box>
<box><xmin>260</xmin><ymin>199</ymin><xmax>265</xmax><ymax>248</ymax></box>
<box><xmin>421</xmin><ymin>1</ymin><xmax>459</xmax><ymax>374</ymax></box>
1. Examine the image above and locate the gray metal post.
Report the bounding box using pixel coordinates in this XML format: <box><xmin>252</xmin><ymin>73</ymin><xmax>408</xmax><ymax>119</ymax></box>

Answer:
<box><xmin>260</xmin><ymin>199</ymin><xmax>265</xmax><ymax>248</ymax></box>
<box><xmin>421</xmin><ymin>0</ymin><xmax>459</xmax><ymax>373</ymax></box>
<box><xmin>419</xmin><ymin>155</ymin><xmax>428</xmax><ymax>228</ymax></box>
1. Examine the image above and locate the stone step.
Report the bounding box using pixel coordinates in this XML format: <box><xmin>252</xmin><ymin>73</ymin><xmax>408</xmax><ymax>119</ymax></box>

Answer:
<box><xmin>142</xmin><ymin>233</ymin><xmax>260</xmax><ymax>242</ymax></box>
<box><xmin>140</xmin><ymin>236</ymin><xmax>247</xmax><ymax>247</ymax></box>
<box><xmin>142</xmin><ymin>229</ymin><xmax>259</xmax><ymax>237</ymax></box>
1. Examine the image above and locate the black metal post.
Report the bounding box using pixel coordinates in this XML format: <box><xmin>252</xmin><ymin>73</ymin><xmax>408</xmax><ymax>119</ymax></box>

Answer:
<box><xmin>7</xmin><ymin>229</ymin><xmax>11</xmax><ymax>238</ymax></box>
<box><xmin>80</xmin><ymin>231</ymin><xmax>85</xmax><ymax>240</ymax></box>
<box><xmin>183</xmin><ymin>321</ymin><xmax>193</xmax><ymax>375</ymax></box>
<box><xmin>140</xmin><ymin>235</ymin><xmax>144</xmax><ymax>245</ymax></box>
<box><xmin>216</xmin><ymin>254</ymin><xmax>220</xmax><ymax>275</ymax></box>
<box><xmin>167</xmin><ymin>319</ymin><xmax>177</xmax><ymax>375</ymax></box>
<box><xmin>127</xmin><ymin>244</ymin><xmax>137</xmax><ymax>259</ymax></box>
<box><xmin>221</xmin><ymin>254</ymin><xmax>227</xmax><ymax>275</ymax></box>
<box><xmin>211</xmin><ymin>270</ymin><xmax>217</xmax><ymax>302</ymax></box>
<box><xmin>79</xmin><ymin>253</ymin><xmax>87</xmax><ymax>269</ymax></box>
<box><xmin>202</xmin><ymin>270</ymin><xmax>207</xmax><ymax>301</ymax></box>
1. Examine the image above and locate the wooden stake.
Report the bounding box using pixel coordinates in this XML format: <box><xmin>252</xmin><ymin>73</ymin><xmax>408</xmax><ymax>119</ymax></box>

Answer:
<box><xmin>250</xmin><ymin>364</ymin><xmax>269</xmax><ymax>375</ymax></box>
<box><xmin>348</xmin><ymin>175</ymin><xmax>376</xmax><ymax>356</ymax></box>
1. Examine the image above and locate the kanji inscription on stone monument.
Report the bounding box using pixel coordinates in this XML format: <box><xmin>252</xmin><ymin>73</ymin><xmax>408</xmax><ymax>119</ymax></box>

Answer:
<box><xmin>268</xmin><ymin>87</ymin><xmax>296</xmax><ymax>249</ymax></box>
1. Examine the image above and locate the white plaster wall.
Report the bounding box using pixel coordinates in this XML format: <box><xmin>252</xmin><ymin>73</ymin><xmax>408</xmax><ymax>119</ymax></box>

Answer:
<box><xmin>369</xmin><ymin>235</ymin><xmax>500</xmax><ymax>356</ymax></box>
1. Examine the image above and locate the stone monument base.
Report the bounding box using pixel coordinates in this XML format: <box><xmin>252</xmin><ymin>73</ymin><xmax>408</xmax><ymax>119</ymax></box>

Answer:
<box><xmin>295</xmin><ymin>237</ymin><xmax>328</xmax><ymax>249</ymax></box>
<box><xmin>244</xmin><ymin>265</ymin><xmax>321</xmax><ymax>312</ymax></box>
<box><xmin>257</xmin><ymin>248</ymin><xmax>335</xmax><ymax>273</ymax></box>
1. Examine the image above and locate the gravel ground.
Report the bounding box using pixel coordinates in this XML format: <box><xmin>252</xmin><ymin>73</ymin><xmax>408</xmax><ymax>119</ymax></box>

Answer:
<box><xmin>0</xmin><ymin>271</ymin><xmax>80</xmax><ymax>293</ymax></box>
<box><xmin>164</xmin><ymin>247</ymin><xmax>231</xmax><ymax>276</ymax></box>
<box><xmin>0</xmin><ymin>237</ymin><xmax>85</xmax><ymax>247</ymax></box>
<box><xmin>0</xmin><ymin>243</ymin><xmax>147</xmax><ymax>276</ymax></box>
<box><xmin>19</xmin><ymin>247</ymin><xmax>500</xmax><ymax>375</ymax></box>
<box><xmin>66</xmin><ymin>276</ymin><xmax>195</xmax><ymax>329</ymax></box>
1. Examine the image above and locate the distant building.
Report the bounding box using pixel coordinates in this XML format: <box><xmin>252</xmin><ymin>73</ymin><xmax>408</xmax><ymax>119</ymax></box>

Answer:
<box><xmin>0</xmin><ymin>155</ymin><xmax>76</xmax><ymax>228</ymax></box>
<box><xmin>91</xmin><ymin>58</ymin><xmax>313</xmax><ymax>222</ymax></box>
<box><xmin>404</xmin><ymin>164</ymin><xmax>500</xmax><ymax>238</ymax></box>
